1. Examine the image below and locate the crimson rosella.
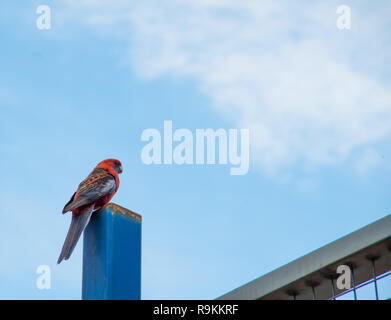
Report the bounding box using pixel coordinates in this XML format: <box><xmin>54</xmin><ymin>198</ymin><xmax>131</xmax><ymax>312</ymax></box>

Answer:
<box><xmin>57</xmin><ymin>159</ymin><xmax>122</xmax><ymax>264</ymax></box>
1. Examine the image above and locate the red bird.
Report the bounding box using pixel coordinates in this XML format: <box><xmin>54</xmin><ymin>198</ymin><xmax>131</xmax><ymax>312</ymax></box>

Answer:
<box><xmin>57</xmin><ymin>159</ymin><xmax>123</xmax><ymax>264</ymax></box>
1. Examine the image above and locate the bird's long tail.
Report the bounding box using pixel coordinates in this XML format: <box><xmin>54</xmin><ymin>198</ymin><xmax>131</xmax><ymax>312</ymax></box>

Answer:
<box><xmin>57</xmin><ymin>206</ymin><xmax>94</xmax><ymax>264</ymax></box>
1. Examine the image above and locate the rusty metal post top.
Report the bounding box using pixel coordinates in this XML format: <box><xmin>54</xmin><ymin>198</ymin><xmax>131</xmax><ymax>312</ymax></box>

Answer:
<box><xmin>83</xmin><ymin>202</ymin><xmax>142</xmax><ymax>300</ymax></box>
<box><xmin>99</xmin><ymin>203</ymin><xmax>142</xmax><ymax>222</ymax></box>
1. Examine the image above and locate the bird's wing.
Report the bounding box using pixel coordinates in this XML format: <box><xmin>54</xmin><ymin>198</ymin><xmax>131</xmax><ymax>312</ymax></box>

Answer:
<box><xmin>62</xmin><ymin>168</ymin><xmax>116</xmax><ymax>213</ymax></box>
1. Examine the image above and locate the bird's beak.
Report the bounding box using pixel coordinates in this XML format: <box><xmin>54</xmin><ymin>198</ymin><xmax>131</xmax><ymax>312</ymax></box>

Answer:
<box><xmin>119</xmin><ymin>165</ymin><xmax>123</xmax><ymax>174</ymax></box>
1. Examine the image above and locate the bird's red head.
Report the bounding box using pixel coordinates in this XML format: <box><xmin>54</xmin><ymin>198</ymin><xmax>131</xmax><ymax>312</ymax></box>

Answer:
<box><xmin>96</xmin><ymin>159</ymin><xmax>123</xmax><ymax>174</ymax></box>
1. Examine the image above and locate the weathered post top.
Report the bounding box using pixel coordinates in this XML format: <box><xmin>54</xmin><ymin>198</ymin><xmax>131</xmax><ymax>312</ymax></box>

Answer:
<box><xmin>82</xmin><ymin>203</ymin><xmax>142</xmax><ymax>300</ymax></box>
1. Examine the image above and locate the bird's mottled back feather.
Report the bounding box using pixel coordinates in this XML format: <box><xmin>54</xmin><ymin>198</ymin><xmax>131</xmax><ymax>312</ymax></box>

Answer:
<box><xmin>62</xmin><ymin>168</ymin><xmax>116</xmax><ymax>213</ymax></box>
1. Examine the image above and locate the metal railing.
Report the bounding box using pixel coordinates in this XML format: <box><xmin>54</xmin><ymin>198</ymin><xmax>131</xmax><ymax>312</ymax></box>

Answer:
<box><xmin>333</xmin><ymin>270</ymin><xmax>391</xmax><ymax>300</ymax></box>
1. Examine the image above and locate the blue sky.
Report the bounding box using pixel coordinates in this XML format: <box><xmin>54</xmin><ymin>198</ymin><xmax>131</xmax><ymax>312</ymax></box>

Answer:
<box><xmin>0</xmin><ymin>1</ymin><xmax>390</xmax><ymax>299</ymax></box>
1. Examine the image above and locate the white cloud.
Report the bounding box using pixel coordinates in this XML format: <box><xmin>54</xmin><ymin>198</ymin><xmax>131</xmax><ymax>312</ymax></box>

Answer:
<box><xmin>60</xmin><ymin>0</ymin><xmax>391</xmax><ymax>175</ymax></box>
<box><xmin>354</xmin><ymin>148</ymin><xmax>383</xmax><ymax>175</ymax></box>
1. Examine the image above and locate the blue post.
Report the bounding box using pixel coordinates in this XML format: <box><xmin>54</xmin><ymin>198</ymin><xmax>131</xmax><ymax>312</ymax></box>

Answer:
<box><xmin>82</xmin><ymin>203</ymin><xmax>141</xmax><ymax>300</ymax></box>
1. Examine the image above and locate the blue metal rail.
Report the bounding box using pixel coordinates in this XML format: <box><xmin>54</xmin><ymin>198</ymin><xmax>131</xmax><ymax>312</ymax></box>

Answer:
<box><xmin>82</xmin><ymin>203</ymin><xmax>142</xmax><ymax>300</ymax></box>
